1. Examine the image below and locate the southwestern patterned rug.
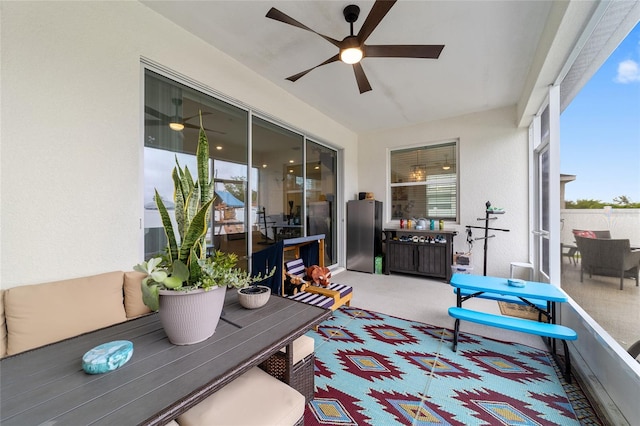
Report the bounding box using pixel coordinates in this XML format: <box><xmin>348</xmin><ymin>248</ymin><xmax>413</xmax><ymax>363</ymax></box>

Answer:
<box><xmin>304</xmin><ymin>307</ymin><xmax>601</xmax><ymax>426</ymax></box>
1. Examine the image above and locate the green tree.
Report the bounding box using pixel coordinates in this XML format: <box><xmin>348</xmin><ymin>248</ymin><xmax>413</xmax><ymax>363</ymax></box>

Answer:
<box><xmin>565</xmin><ymin>199</ymin><xmax>606</xmax><ymax>209</ymax></box>
<box><xmin>222</xmin><ymin>176</ymin><xmax>258</xmax><ymax>205</ymax></box>
<box><xmin>224</xmin><ymin>176</ymin><xmax>246</xmax><ymax>202</ymax></box>
<box><xmin>565</xmin><ymin>195</ymin><xmax>640</xmax><ymax>209</ymax></box>
<box><xmin>613</xmin><ymin>195</ymin><xmax>630</xmax><ymax>205</ymax></box>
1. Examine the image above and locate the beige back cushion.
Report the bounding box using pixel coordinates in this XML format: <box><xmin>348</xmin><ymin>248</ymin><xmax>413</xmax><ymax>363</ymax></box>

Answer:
<box><xmin>4</xmin><ymin>271</ymin><xmax>127</xmax><ymax>356</ymax></box>
<box><xmin>0</xmin><ymin>290</ymin><xmax>7</xmax><ymax>358</ymax></box>
<box><xmin>124</xmin><ymin>271</ymin><xmax>152</xmax><ymax>319</ymax></box>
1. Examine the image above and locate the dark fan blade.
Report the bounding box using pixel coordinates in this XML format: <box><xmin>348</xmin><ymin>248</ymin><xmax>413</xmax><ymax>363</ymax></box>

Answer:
<box><xmin>286</xmin><ymin>54</ymin><xmax>340</xmax><ymax>82</ymax></box>
<box><xmin>183</xmin><ymin>122</ymin><xmax>226</xmax><ymax>135</ymax></box>
<box><xmin>352</xmin><ymin>63</ymin><xmax>372</xmax><ymax>94</ymax></box>
<box><xmin>183</xmin><ymin>111</ymin><xmax>212</xmax><ymax>123</ymax></box>
<box><xmin>145</xmin><ymin>106</ymin><xmax>172</xmax><ymax>122</ymax></box>
<box><xmin>357</xmin><ymin>0</ymin><xmax>397</xmax><ymax>45</ymax></box>
<box><xmin>365</xmin><ymin>44</ymin><xmax>444</xmax><ymax>59</ymax></box>
<box><xmin>266</xmin><ymin>8</ymin><xmax>341</xmax><ymax>48</ymax></box>
<box><xmin>146</xmin><ymin>109</ymin><xmax>214</xmax><ymax>127</ymax></box>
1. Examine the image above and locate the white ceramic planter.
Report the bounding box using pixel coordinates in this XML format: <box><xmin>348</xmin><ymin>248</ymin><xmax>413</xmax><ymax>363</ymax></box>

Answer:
<box><xmin>237</xmin><ymin>285</ymin><xmax>271</xmax><ymax>309</ymax></box>
<box><xmin>158</xmin><ymin>286</ymin><xmax>226</xmax><ymax>345</ymax></box>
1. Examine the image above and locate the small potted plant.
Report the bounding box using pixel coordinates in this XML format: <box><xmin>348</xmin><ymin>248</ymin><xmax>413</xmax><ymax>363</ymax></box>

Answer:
<box><xmin>134</xmin><ymin>115</ymin><xmax>271</xmax><ymax>345</ymax></box>
<box><xmin>237</xmin><ymin>283</ymin><xmax>271</xmax><ymax>309</ymax></box>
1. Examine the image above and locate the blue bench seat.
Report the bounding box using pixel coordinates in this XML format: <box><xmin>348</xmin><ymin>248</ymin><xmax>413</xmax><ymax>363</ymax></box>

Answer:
<box><xmin>448</xmin><ymin>306</ymin><xmax>577</xmax><ymax>381</ymax></box>
<box><xmin>448</xmin><ymin>307</ymin><xmax>577</xmax><ymax>340</ymax></box>
<box><xmin>454</xmin><ymin>288</ymin><xmax>548</xmax><ymax>310</ymax></box>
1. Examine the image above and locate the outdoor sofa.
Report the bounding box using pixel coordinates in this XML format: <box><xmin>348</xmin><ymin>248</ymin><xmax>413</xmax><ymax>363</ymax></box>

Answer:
<box><xmin>0</xmin><ymin>272</ymin><xmax>308</xmax><ymax>425</ymax></box>
<box><xmin>574</xmin><ymin>235</ymin><xmax>640</xmax><ymax>290</ymax></box>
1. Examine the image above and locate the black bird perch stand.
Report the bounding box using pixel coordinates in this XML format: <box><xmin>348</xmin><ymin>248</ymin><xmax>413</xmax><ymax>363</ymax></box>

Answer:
<box><xmin>465</xmin><ymin>201</ymin><xmax>509</xmax><ymax>276</ymax></box>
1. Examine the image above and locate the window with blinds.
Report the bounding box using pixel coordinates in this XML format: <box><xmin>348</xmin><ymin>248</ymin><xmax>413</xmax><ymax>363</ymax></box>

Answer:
<box><xmin>390</xmin><ymin>142</ymin><xmax>458</xmax><ymax>221</ymax></box>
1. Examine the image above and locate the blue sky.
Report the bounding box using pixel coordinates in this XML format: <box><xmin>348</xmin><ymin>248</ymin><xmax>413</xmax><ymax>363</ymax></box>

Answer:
<box><xmin>561</xmin><ymin>22</ymin><xmax>640</xmax><ymax>204</ymax></box>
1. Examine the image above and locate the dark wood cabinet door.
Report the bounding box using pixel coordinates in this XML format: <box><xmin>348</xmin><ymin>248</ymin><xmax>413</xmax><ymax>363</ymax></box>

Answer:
<box><xmin>384</xmin><ymin>230</ymin><xmax>454</xmax><ymax>281</ymax></box>
<box><xmin>416</xmin><ymin>244</ymin><xmax>446</xmax><ymax>277</ymax></box>
<box><xmin>387</xmin><ymin>242</ymin><xmax>416</xmax><ymax>273</ymax></box>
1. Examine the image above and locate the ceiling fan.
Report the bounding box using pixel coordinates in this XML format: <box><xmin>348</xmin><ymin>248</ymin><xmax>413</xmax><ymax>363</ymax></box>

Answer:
<box><xmin>145</xmin><ymin>101</ymin><xmax>225</xmax><ymax>134</ymax></box>
<box><xmin>266</xmin><ymin>0</ymin><xmax>444</xmax><ymax>94</ymax></box>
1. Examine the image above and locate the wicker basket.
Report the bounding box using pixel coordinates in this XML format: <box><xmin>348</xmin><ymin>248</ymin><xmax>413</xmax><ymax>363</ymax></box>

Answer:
<box><xmin>260</xmin><ymin>351</ymin><xmax>315</xmax><ymax>403</ymax></box>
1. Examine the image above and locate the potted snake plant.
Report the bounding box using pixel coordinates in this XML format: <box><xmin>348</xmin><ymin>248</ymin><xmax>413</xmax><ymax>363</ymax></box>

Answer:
<box><xmin>134</xmin><ymin>114</ymin><xmax>270</xmax><ymax>345</ymax></box>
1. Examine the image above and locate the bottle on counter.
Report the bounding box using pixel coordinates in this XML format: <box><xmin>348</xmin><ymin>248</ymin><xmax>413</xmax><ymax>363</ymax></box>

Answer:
<box><xmin>439</xmin><ymin>220</ymin><xmax>444</xmax><ymax>230</ymax></box>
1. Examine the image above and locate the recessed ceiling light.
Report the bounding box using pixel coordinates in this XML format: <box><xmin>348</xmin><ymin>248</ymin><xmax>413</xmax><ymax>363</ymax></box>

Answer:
<box><xmin>289</xmin><ymin>160</ymin><xmax>294</xmax><ymax>163</ymax></box>
<box><xmin>216</xmin><ymin>146</ymin><xmax>223</xmax><ymax>150</ymax></box>
<box><xmin>262</xmin><ymin>164</ymin><xmax>267</xmax><ymax>168</ymax></box>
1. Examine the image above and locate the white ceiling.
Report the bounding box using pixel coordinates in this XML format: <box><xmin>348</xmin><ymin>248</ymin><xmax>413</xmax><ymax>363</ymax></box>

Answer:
<box><xmin>142</xmin><ymin>1</ymin><xmax>555</xmax><ymax>133</ymax></box>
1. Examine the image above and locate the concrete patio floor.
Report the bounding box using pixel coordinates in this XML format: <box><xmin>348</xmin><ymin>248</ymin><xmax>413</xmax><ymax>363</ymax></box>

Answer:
<box><xmin>333</xmin><ymin>261</ymin><xmax>638</xmax><ymax>354</ymax></box>
<box><xmin>561</xmin><ymin>260</ymin><xmax>639</xmax><ymax>352</ymax></box>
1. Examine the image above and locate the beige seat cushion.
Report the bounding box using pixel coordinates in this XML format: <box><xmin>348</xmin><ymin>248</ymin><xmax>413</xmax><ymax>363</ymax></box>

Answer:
<box><xmin>177</xmin><ymin>367</ymin><xmax>304</xmax><ymax>426</ymax></box>
<box><xmin>123</xmin><ymin>271</ymin><xmax>152</xmax><ymax>318</ymax></box>
<box><xmin>280</xmin><ymin>335</ymin><xmax>314</xmax><ymax>365</ymax></box>
<box><xmin>4</xmin><ymin>271</ymin><xmax>127</xmax><ymax>355</ymax></box>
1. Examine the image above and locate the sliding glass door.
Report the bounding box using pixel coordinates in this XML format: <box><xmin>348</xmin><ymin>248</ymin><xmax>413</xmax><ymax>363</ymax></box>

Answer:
<box><xmin>144</xmin><ymin>70</ymin><xmax>248</xmax><ymax>264</ymax></box>
<box><xmin>251</xmin><ymin>116</ymin><xmax>304</xmax><ymax>243</ymax></box>
<box><xmin>144</xmin><ymin>68</ymin><xmax>339</xmax><ymax>268</ymax></box>
<box><xmin>530</xmin><ymin>85</ymin><xmax>561</xmax><ymax>285</ymax></box>
<box><xmin>306</xmin><ymin>140</ymin><xmax>338</xmax><ymax>265</ymax></box>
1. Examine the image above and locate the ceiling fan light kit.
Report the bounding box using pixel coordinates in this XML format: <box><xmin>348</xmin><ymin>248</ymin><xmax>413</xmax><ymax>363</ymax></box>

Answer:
<box><xmin>169</xmin><ymin>98</ymin><xmax>184</xmax><ymax>131</ymax></box>
<box><xmin>266</xmin><ymin>1</ymin><xmax>444</xmax><ymax>94</ymax></box>
<box><xmin>442</xmin><ymin>154</ymin><xmax>451</xmax><ymax>170</ymax></box>
<box><xmin>340</xmin><ymin>45</ymin><xmax>363</xmax><ymax>64</ymax></box>
<box><xmin>340</xmin><ymin>5</ymin><xmax>363</xmax><ymax>64</ymax></box>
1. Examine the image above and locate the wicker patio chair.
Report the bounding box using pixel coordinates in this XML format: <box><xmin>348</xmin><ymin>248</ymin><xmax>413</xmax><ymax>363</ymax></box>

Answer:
<box><xmin>575</xmin><ymin>236</ymin><xmax>640</xmax><ymax>290</ymax></box>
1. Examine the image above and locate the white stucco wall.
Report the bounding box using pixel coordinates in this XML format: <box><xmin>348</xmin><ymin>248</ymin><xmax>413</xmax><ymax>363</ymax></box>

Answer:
<box><xmin>561</xmin><ymin>209</ymin><xmax>640</xmax><ymax>245</ymax></box>
<box><xmin>0</xmin><ymin>1</ymin><xmax>357</xmax><ymax>288</ymax></box>
<box><xmin>1</xmin><ymin>2</ymin><xmax>532</xmax><ymax>287</ymax></box>
<box><xmin>360</xmin><ymin>106</ymin><xmax>530</xmax><ymax>278</ymax></box>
